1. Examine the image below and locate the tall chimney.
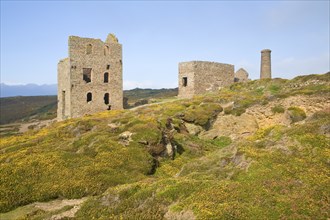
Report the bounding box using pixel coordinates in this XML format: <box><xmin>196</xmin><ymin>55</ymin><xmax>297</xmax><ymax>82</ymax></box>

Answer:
<box><xmin>260</xmin><ymin>49</ymin><xmax>271</xmax><ymax>79</ymax></box>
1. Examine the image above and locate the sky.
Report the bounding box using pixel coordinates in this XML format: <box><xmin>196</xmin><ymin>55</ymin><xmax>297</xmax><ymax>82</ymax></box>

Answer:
<box><xmin>1</xmin><ymin>1</ymin><xmax>329</xmax><ymax>89</ymax></box>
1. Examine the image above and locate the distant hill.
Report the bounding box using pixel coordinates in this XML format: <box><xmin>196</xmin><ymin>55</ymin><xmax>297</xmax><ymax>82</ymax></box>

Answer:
<box><xmin>0</xmin><ymin>96</ymin><xmax>57</xmax><ymax>124</ymax></box>
<box><xmin>0</xmin><ymin>88</ymin><xmax>178</xmax><ymax>124</ymax></box>
<box><xmin>0</xmin><ymin>83</ymin><xmax>57</xmax><ymax>97</ymax></box>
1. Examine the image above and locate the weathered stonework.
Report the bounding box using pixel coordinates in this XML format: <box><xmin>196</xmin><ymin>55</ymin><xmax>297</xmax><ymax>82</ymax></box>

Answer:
<box><xmin>178</xmin><ymin>61</ymin><xmax>234</xmax><ymax>98</ymax></box>
<box><xmin>235</xmin><ymin>68</ymin><xmax>249</xmax><ymax>82</ymax></box>
<box><xmin>260</xmin><ymin>49</ymin><xmax>272</xmax><ymax>79</ymax></box>
<box><xmin>57</xmin><ymin>33</ymin><xmax>123</xmax><ymax>121</ymax></box>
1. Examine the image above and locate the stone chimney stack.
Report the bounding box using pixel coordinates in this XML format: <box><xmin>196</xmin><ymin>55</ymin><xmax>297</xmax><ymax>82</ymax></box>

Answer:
<box><xmin>260</xmin><ymin>49</ymin><xmax>272</xmax><ymax>79</ymax></box>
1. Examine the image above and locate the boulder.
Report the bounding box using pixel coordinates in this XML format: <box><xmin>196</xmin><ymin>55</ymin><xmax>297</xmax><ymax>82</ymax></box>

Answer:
<box><xmin>119</xmin><ymin>131</ymin><xmax>133</xmax><ymax>145</ymax></box>
<box><xmin>185</xmin><ymin>123</ymin><xmax>203</xmax><ymax>135</ymax></box>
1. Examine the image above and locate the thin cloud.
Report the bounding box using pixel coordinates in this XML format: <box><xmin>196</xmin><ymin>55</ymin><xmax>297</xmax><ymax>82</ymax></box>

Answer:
<box><xmin>274</xmin><ymin>53</ymin><xmax>330</xmax><ymax>78</ymax></box>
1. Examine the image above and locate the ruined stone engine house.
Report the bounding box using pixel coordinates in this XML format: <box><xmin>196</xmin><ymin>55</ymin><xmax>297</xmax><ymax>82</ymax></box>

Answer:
<box><xmin>57</xmin><ymin>34</ymin><xmax>123</xmax><ymax>121</ymax></box>
<box><xmin>178</xmin><ymin>61</ymin><xmax>235</xmax><ymax>98</ymax></box>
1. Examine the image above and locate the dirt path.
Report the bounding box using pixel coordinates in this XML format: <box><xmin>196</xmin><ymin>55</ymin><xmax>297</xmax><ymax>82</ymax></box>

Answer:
<box><xmin>130</xmin><ymin>97</ymin><xmax>180</xmax><ymax>111</ymax></box>
<box><xmin>19</xmin><ymin>119</ymin><xmax>54</xmax><ymax>133</ymax></box>
<box><xmin>34</xmin><ymin>198</ymin><xmax>88</xmax><ymax>219</ymax></box>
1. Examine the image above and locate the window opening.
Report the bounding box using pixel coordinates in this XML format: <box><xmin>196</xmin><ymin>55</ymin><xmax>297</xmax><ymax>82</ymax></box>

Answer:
<box><xmin>106</xmin><ymin>64</ymin><xmax>110</xmax><ymax>70</ymax></box>
<box><xmin>183</xmin><ymin>77</ymin><xmax>188</xmax><ymax>87</ymax></box>
<box><xmin>83</xmin><ymin>68</ymin><xmax>92</xmax><ymax>83</ymax></box>
<box><xmin>87</xmin><ymin>92</ymin><xmax>92</xmax><ymax>102</ymax></box>
<box><xmin>104</xmin><ymin>46</ymin><xmax>109</xmax><ymax>56</ymax></box>
<box><xmin>86</xmin><ymin>44</ymin><xmax>92</xmax><ymax>55</ymax></box>
<box><xmin>104</xmin><ymin>72</ymin><xmax>109</xmax><ymax>83</ymax></box>
<box><xmin>62</xmin><ymin>91</ymin><xmax>66</xmax><ymax>116</ymax></box>
<box><xmin>104</xmin><ymin>93</ymin><xmax>109</xmax><ymax>105</ymax></box>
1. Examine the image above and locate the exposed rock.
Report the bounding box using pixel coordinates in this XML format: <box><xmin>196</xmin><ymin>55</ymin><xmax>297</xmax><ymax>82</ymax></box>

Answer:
<box><xmin>138</xmin><ymin>140</ymin><xmax>149</xmax><ymax>145</ymax></box>
<box><xmin>232</xmin><ymin>153</ymin><xmax>253</xmax><ymax>171</ymax></box>
<box><xmin>184</xmin><ymin>123</ymin><xmax>203</xmax><ymax>135</ymax></box>
<box><xmin>222</xmin><ymin>101</ymin><xmax>234</xmax><ymax>114</ymax></box>
<box><xmin>119</xmin><ymin>131</ymin><xmax>133</xmax><ymax>145</ymax></box>
<box><xmin>245</xmin><ymin>95</ymin><xmax>330</xmax><ymax>128</ymax></box>
<box><xmin>164</xmin><ymin>209</ymin><xmax>196</xmax><ymax>220</ymax></box>
<box><xmin>165</xmin><ymin>143</ymin><xmax>175</xmax><ymax>158</ymax></box>
<box><xmin>319</xmin><ymin>124</ymin><xmax>330</xmax><ymax>137</ymax></box>
<box><xmin>107</xmin><ymin>123</ymin><xmax>120</xmax><ymax>131</ymax></box>
<box><xmin>200</xmin><ymin>113</ymin><xmax>258</xmax><ymax>140</ymax></box>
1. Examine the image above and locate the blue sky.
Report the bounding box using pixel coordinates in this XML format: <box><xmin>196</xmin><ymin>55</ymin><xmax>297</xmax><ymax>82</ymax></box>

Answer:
<box><xmin>1</xmin><ymin>1</ymin><xmax>329</xmax><ymax>89</ymax></box>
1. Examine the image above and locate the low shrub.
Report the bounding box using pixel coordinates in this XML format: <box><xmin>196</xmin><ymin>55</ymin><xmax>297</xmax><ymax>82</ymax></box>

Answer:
<box><xmin>287</xmin><ymin>106</ymin><xmax>306</xmax><ymax>123</ymax></box>
<box><xmin>271</xmin><ymin>105</ymin><xmax>285</xmax><ymax>114</ymax></box>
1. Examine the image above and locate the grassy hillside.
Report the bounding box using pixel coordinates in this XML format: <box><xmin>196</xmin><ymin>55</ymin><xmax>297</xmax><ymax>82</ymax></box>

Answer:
<box><xmin>0</xmin><ymin>88</ymin><xmax>178</xmax><ymax>125</ymax></box>
<box><xmin>124</xmin><ymin>88</ymin><xmax>178</xmax><ymax>105</ymax></box>
<box><xmin>0</xmin><ymin>73</ymin><xmax>329</xmax><ymax>219</ymax></box>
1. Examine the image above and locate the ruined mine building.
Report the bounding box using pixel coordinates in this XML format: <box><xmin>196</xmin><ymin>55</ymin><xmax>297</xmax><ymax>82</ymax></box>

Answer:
<box><xmin>57</xmin><ymin>33</ymin><xmax>123</xmax><ymax>121</ymax></box>
<box><xmin>178</xmin><ymin>61</ymin><xmax>235</xmax><ymax>98</ymax></box>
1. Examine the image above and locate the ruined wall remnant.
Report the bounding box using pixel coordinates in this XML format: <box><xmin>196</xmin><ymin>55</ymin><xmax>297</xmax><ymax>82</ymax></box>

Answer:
<box><xmin>178</xmin><ymin>61</ymin><xmax>234</xmax><ymax>98</ymax></box>
<box><xmin>57</xmin><ymin>33</ymin><xmax>123</xmax><ymax>121</ymax></box>
<box><xmin>235</xmin><ymin>68</ymin><xmax>249</xmax><ymax>82</ymax></box>
<box><xmin>260</xmin><ymin>49</ymin><xmax>272</xmax><ymax>79</ymax></box>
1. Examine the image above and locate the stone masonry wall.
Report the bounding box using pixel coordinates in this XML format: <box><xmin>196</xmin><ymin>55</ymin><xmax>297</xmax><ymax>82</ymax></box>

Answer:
<box><xmin>178</xmin><ymin>62</ymin><xmax>196</xmax><ymax>98</ymax></box>
<box><xmin>178</xmin><ymin>61</ymin><xmax>234</xmax><ymax>98</ymax></box>
<box><xmin>57</xmin><ymin>34</ymin><xmax>123</xmax><ymax>121</ymax></box>
<box><xmin>57</xmin><ymin>58</ymin><xmax>71</xmax><ymax>121</ymax></box>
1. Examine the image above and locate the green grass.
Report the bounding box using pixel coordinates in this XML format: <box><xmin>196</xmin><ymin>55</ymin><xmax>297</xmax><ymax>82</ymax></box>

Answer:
<box><xmin>0</xmin><ymin>88</ymin><xmax>178</xmax><ymax>126</ymax></box>
<box><xmin>76</xmin><ymin>109</ymin><xmax>330</xmax><ymax>219</ymax></box>
<box><xmin>288</xmin><ymin>106</ymin><xmax>307</xmax><ymax>123</ymax></box>
<box><xmin>271</xmin><ymin>104</ymin><xmax>285</xmax><ymax>114</ymax></box>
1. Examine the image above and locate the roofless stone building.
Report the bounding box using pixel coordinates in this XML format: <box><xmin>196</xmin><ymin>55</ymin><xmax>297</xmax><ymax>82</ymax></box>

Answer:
<box><xmin>178</xmin><ymin>49</ymin><xmax>273</xmax><ymax>98</ymax></box>
<box><xmin>57</xmin><ymin>33</ymin><xmax>123</xmax><ymax>121</ymax></box>
<box><xmin>178</xmin><ymin>61</ymin><xmax>235</xmax><ymax>98</ymax></box>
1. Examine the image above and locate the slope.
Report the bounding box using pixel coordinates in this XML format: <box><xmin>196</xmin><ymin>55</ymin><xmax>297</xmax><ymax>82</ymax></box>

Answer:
<box><xmin>0</xmin><ymin>73</ymin><xmax>329</xmax><ymax>219</ymax></box>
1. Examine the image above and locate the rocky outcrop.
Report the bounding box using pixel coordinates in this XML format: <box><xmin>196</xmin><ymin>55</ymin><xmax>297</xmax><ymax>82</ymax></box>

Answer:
<box><xmin>245</xmin><ymin>95</ymin><xmax>329</xmax><ymax>127</ymax></box>
<box><xmin>200</xmin><ymin>113</ymin><xmax>259</xmax><ymax>140</ymax></box>
<box><xmin>164</xmin><ymin>209</ymin><xmax>195</xmax><ymax>220</ymax></box>
<box><xmin>184</xmin><ymin>123</ymin><xmax>203</xmax><ymax>135</ymax></box>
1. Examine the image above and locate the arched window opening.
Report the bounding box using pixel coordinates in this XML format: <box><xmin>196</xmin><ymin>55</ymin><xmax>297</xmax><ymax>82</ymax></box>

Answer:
<box><xmin>104</xmin><ymin>46</ymin><xmax>109</xmax><ymax>56</ymax></box>
<box><xmin>86</xmin><ymin>44</ymin><xmax>92</xmax><ymax>55</ymax></box>
<box><xmin>104</xmin><ymin>93</ymin><xmax>109</xmax><ymax>105</ymax></box>
<box><xmin>104</xmin><ymin>72</ymin><xmax>109</xmax><ymax>83</ymax></box>
<box><xmin>87</xmin><ymin>92</ymin><xmax>92</xmax><ymax>102</ymax></box>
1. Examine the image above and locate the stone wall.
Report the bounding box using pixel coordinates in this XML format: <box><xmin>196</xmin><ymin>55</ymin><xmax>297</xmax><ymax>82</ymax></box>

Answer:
<box><xmin>178</xmin><ymin>61</ymin><xmax>234</xmax><ymax>98</ymax></box>
<box><xmin>57</xmin><ymin>58</ymin><xmax>71</xmax><ymax>120</ymax></box>
<box><xmin>178</xmin><ymin>62</ymin><xmax>196</xmax><ymax>98</ymax></box>
<box><xmin>57</xmin><ymin>34</ymin><xmax>123</xmax><ymax>121</ymax></box>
